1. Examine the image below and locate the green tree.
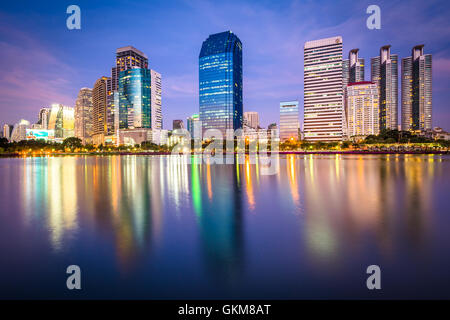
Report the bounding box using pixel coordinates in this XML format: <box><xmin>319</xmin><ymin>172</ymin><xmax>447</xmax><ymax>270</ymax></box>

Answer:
<box><xmin>62</xmin><ymin>137</ymin><xmax>82</xmax><ymax>150</ymax></box>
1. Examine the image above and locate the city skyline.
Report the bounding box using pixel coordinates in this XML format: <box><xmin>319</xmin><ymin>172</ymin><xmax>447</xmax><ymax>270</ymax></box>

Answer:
<box><xmin>1</xmin><ymin>0</ymin><xmax>450</xmax><ymax>131</ymax></box>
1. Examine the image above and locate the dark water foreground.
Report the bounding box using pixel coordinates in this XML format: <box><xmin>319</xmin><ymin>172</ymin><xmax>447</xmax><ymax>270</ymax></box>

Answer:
<box><xmin>0</xmin><ymin>154</ymin><xmax>449</xmax><ymax>299</ymax></box>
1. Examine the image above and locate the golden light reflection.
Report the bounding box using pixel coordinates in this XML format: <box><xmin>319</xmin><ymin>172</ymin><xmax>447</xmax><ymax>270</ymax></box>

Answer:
<box><xmin>287</xmin><ymin>154</ymin><xmax>300</xmax><ymax>207</ymax></box>
<box><xmin>245</xmin><ymin>156</ymin><xmax>255</xmax><ymax>211</ymax></box>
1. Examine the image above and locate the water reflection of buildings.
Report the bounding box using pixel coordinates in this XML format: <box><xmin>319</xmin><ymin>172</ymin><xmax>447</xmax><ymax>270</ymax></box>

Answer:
<box><xmin>192</xmin><ymin>156</ymin><xmax>244</xmax><ymax>284</ymax></box>
<box><xmin>87</xmin><ymin>156</ymin><xmax>164</xmax><ymax>271</ymax></box>
<box><xmin>301</xmin><ymin>154</ymin><xmax>436</xmax><ymax>266</ymax></box>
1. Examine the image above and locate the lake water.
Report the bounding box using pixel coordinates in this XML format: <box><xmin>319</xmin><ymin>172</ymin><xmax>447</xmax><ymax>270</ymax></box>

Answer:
<box><xmin>0</xmin><ymin>154</ymin><xmax>449</xmax><ymax>299</ymax></box>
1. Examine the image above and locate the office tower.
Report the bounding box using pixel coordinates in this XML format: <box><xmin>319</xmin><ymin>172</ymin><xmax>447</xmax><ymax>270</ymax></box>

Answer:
<box><xmin>173</xmin><ymin>119</ymin><xmax>184</xmax><ymax>130</ymax></box>
<box><xmin>111</xmin><ymin>46</ymin><xmax>149</xmax><ymax>91</ymax></box>
<box><xmin>279</xmin><ymin>101</ymin><xmax>300</xmax><ymax>141</ymax></box>
<box><xmin>401</xmin><ymin>45</ymin><xmax>432</xmax><ymax>131</ymax></box>
<box><xmin>119</xmin><ymin>67</ymin><xmax>151</xmax><ymax>129</ymax></box>
<box><xmin>92</xmin><ymin>77</ymin><xmax>109</xmax><ymax>144</ymax></box>
<box><xmin>243</xmin><ymin>111</ymin><xmax>259</xmax><ymax>129</ymax></box>
<box><xmin>345</xmin><ymin>82</ymin><xmax>379</xmax><ymax>138</ymax></box>
<box><xmin>304</xmin><ymin>36</ymin><xmax>343</xmax><ymax>141</ymax></box>
<box><xmin>47</xmin><ymin>104</ymin><xmax>75</xmax><ymax>139</ymax></box>
<box><xmin>3</xmin><ymin>124</ymin><xmax>13</xmax><ymax>141</ymax></box>
<box><xmin>343</xmin><ymin>49</ymin><xmax>365</xmax><ymax>87</ymax></box>
<box><xmin>74</xmin><ymin>87</ymin><xmax>93</xmax><ymax>143</ymax></box>
<box><xmin>371</xmin><ymin>45</ymin><xmax>398</xmax><ymax>131</ymax></box>
<box><xmin>150</xmin><ymin>69</ymin><xmax>162</xmax><ymax>130</ymax></box>
<box><xmin>199</xmin><ymin>31</ymin><xmax>243</xmax><ymax>134</ymax></box>
<box><xmin>37</xmin><ymin>107</ymin><xmax>50</xmax><ymax>129</ymax></box>
<box><xmin>105</xmin><ymin>78</ymin><xmax>117</xmax><ymax>136</ymax></box>
<box><xmin>10</xmin><ymin>119</ymin><xmax>30</xmax><ymax>142</ymax></box>
<box><xmin>187</xmin><ymin>114</ymin><xmax>200</xmax><ymax>137</ymax></box>
<box><xmin>342</xmin><ymin>49</ymin><xmax>365</xmax><ymax>138</ymax></box>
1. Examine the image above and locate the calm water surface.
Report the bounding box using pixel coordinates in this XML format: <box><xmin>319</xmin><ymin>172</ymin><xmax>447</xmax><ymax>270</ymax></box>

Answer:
<box><xmin>0</xmin><ymin>154</ymin><xmax>449</xmax><ymax>299</ymax></box>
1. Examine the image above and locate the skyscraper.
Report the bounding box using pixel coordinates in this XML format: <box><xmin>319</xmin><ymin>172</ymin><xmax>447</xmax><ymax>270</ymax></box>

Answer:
<box><xmin>10</xmin><ymin>119</ymin><xmax>30</xmax><ymax>142</ymax></box>
<box><xmin>343</xmin><ymin>49</ymin><xmax>365</xmax><ymax>87</ymax></box>
<box><xmin>187</xmin><ymin>114</ymin><xmax>200</xmax><ymax>137</ymax></box>
<box><xmin>345</xmin><ymin>82</ymin><xmax>379</xmax><ymax>139</ymax></box>
<box><xmin>92</xmin><ymin>77</ymin><xmax>109</xmax><ymax>144</ymax></box>
<box><xmin>112</xmin><ymin>46</ymin><xmax>149</xmax><ymax>91</ymax></box>
<box><xmin>304</xmin><ymin>36</ymin><xmax>343</xmax><ymax>141</ymax></box>
<box><xmin>199</xmin><ymin>31</ymin><xmax>243</xmax><ymax>134</ymax></box>
<box><xmin>401</xmin><ymin>45</ymin><xmax>432</xmax><ymax>131</ymax></box>
<box><xmin>150</xmin><ymin>69</ymin><xmax>162</xmax><ymax>130</ymax></box>
<box><xmin>371</xmin><ymin>45</ymin><xmax>398</xmax><ymax>131</ymax></box>
<box><xmin>279</xmin><ymin>101</ymin><xmax>300</xmax><ymax>141</ymax></box>
<box><xmin>37</xmin><ymin>107</ymin><xmax>50</xmax><ymax>129</ymax></box>
<box><xmin>75</xmin><ymin>87</ymin><xmax>93</xmax><ymax>143</ymax></box>
<box><xmin>243</xmin><ymin>111</ymin><xmax>259</xmax><ymax>130</ymax></box>
<box><xmin>119</xmin><ymin>67</ymin><xmax>151</xmax><ymax>129</ymax></box>
<box><xmin>3</xmin><ymin>124</ymin><xmax>13</xmax><ymax>141</ymax></box>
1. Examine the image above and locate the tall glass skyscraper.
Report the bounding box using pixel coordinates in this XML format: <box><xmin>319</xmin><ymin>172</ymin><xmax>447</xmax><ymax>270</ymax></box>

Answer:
<box><xmin>199</xmin><ymin>31</ymin><xmax>243</xmax><ymax>134</ymax></box>
<box><xmin>119</xmin><ymin>67</ymin><xmax>151</xmax><ymax>129</ymax></box>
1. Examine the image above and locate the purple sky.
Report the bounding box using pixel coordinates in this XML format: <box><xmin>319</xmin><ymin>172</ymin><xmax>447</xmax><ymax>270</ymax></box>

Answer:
<box><xmin>1</xmin><ymin>0</ymin><xmax>449</xmax><ymax>130</ymax></box>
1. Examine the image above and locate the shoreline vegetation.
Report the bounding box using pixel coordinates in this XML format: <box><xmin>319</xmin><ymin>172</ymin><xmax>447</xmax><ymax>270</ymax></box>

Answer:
<box><xmin>1</xmin><ymin>130</ymin><xmax>449</xmax><ymax>157</ymax></box>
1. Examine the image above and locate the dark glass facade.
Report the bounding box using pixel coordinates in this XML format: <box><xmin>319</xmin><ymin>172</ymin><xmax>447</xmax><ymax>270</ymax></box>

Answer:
<box><xmin>119</xmin><ymin>68</ymin><xmax>151</xmax><ymax>129</ymax></box>
<box><xmin>199</xmin><ymin>31</ymin><xmax>243</xmax><ymax>134</ymax></box>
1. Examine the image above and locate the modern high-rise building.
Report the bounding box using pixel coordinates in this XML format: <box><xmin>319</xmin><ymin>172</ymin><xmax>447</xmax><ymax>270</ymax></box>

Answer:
<box><xmin>74</xmin><ymin>87</ymin><xmax>93</xmax><ymax>143</ymax></box>
<box><xmin>119</xmin><ymin>67</ymin><xmax>151</xmax><ymax>129</ymax></box>
<box><xmin>112</xmin><ymin>46</ymin><xmax>149</xmax><ymax>92</ymax></box>
<box><xmin>243</xmin><ymin>111</ymin><xmax>259</xmax><ymax>130</ymax></box>
<box><xmin>173</xmin><ymin>119</ymin><xmax>184</xmax><ymax>130</ymax></box>
<box><xmin>37</xmin><ymin>107</ymin><xmax>51</xmax><ymax>129</ymax></box>
<box><xmin>92</xmin><ymin>77</ymin><xmax>109</xmax><ymax>144</ymax></box>
<box><xmin>401</xmin><ymin>45</ymin><xmax>432</xmax><ymax>131</ymax></box>
<box><xmin>371</xmin><ymin>45</ymin><xmax>398</xmax><ymax>131</ymax></box>
<box><xmin>343</xmin><ymin>49</ymin><xmax>365</xmax><ymax>87</ymax></box>
<box><xmin>199</xmin><ymin>31</ymin><xmax>243</xmax><ymax>134</ymax></box>
<box><xmin>304</xmin><ymin>36</ymin><xmax>343</xmax><ymax>141</ymax></box>
<box><xmin>150</xmin><ymin>69</ymin><xmax>162</xmax><ymax>130</ymax></box>
<box><xmin>187</xmin><ymin>114</ymin><xmax>200</xmax><ymax>137</ymax></box>
<box><xmin>10</xmin><ymin>119</ymin><xmax>30</xmax><ymax>142</ymax></box>
<box><xmin>47</xmin><ymin>104</ymin><xmax>75</xmax><ymax>139</ymax></box>
<box><xmin>342</xmin><ymin>49</ymin><xmax>365</xmax><ymax>138</ymax></box>
<box><xmin>345</xmin><ymin>82</ymin><xmax>379</xmax><ymax>139</ymax></box>
<box><xmin>279</xmin><ymin>101</ymin><xmax>300</xmax><ymax>141</ymax></box>
<box><xmin>3</xmin><ymin>124</ymin><xmax>13</xmax><ymax>141</ymax></box>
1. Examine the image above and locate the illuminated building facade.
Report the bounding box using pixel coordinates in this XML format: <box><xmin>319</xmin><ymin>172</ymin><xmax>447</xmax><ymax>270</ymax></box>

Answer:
<box><xmin>92</xmin><ymin>77</ymin><xmax>109</xmax><ymax>144</ymax></box>
<box><xmin>47</xmin><ymin>104</ymin><xmax>75</xmax><ymax>139</ymax></box>
<box><xmin>10</xmin><ymin>119</ymin><xmax>30</xmax><ymax>142</ymax></box>
<box><xmin>199</xmin><ymin>31</ymin><xmax>243</xmax><ymax>134</ymax></box>
<box><xmin>304</xmin><ymin>36</ymin><xmax>343</xmax><ymax>141</ymax></box>
<box><xmin>37</xmin><ymin>107</ymin><xmax>51</xmax><ymax>130</ymax></box>
<box><xmin>345</xmin><ymin>82</ymin><xmax>379</xmax><ymax>139</ymax></box>
<box><xmin>279</xmin><ymin>101</ymin><xmax>300</xmax><ymax>141</ymax></box>
<box><xmin>150</xmin><ymin>69</ymin><xmax>162</xmax><ymax>130</ymax></box>
<box><xmin>119</xmin><ymin>67</ymin><xmax>151</xmax><ymax>129</ymax></box>
<box><xmin>187</xmin><ymin>114</ymin><xmax>200</xmax><ymax>138</ymax></box>
<box><xmin>112</xmin><ymin>46</ymin><xmax>148</xmax><ymax>91</ymax></box>
<box><xmin>401</xmin><ymin>45</ymin><xmax>432</xmax><ymax>131</ymax></box>
<box><xmin>371</xmin><ymin>45</ymin><xmax>398</xmax><ymax>130</ymax></box>
<box><xmin>74</xmin><ymin>87</ymin><xmax>93</xmax><ymax>143</ymax></box>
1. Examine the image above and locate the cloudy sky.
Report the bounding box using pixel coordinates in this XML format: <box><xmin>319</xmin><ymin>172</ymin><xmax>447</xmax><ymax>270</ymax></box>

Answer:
<box><xmin>1</xmin><ymin>0</ymin><xmax>449</xmax><ymax>129</ymax></box>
